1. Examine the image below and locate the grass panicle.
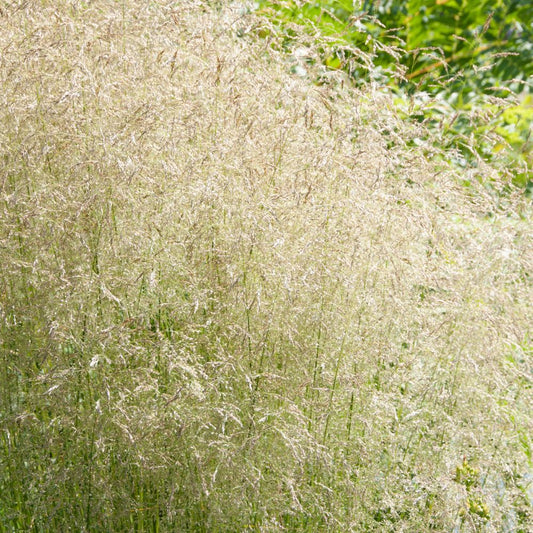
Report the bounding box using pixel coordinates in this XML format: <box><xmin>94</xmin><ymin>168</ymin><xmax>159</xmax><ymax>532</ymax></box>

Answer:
<box><xmin>0</xmin><ymin>1</ymin><xmax>531</xmax><ymax>531</ymax></box>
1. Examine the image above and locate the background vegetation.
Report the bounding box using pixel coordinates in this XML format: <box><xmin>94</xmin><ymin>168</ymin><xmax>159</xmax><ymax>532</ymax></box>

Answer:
<box><xmin>257</xmin><ymin>0</ymin><xmax>532</xmax><ymax>190</ymax></box>
<box><xmin>1</xmin><ymin>0</ymin><xmax>532</xmax><ymax>531</ymax></box>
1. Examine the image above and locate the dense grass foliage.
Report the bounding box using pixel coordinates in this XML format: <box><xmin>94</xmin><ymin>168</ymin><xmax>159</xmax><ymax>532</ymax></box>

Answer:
<box><xmin>1</xmin><ymin>1</ymin><xmax>532</xmax><ymax>531</ymax></box>
<box><xmin>257</xmin><ymin>0</ymin><xmax>532</xmax><ymax>188</ymax></box>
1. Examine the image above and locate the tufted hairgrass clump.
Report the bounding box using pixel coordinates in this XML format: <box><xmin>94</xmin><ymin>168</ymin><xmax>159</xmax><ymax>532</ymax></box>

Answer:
<box><xmin>0</xmin><ymin>1</ymin><xmax>531</xmax><ymax>531</ymax></box>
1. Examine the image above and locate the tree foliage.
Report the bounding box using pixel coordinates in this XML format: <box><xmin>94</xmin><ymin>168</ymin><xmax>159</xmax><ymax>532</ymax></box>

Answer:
<box><xmin>258</xmin><ymin>0</ymin><xmax>532</xmax><ymax>191</ymax></box>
